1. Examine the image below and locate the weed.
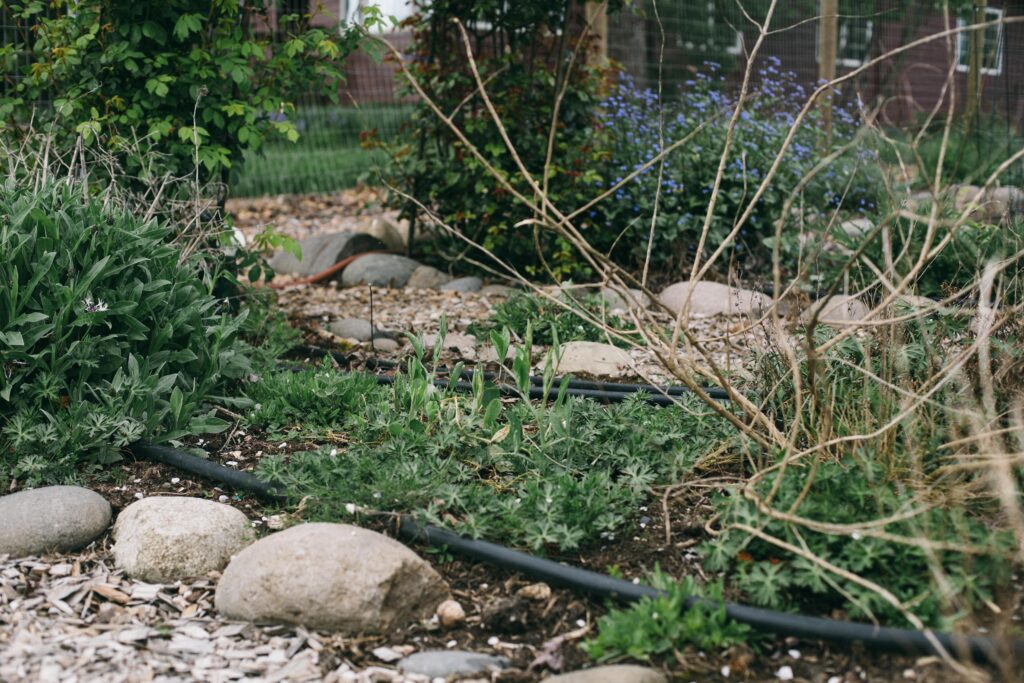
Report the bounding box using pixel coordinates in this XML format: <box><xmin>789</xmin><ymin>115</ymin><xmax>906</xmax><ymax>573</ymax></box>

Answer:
<box><xmin>245</xmin><ymin>361</ymin><xmax>377</xmax><ymax>431</ymax></box>
<box><xmin>582</xmin><ymin>571</ymin><xmax>754</xmax><ymax>661</ymax></box>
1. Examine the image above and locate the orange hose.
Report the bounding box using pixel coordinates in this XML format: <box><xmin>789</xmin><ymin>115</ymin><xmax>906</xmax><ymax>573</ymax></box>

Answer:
<box><xmin>269</xmin><ymin>249</ymin><xmax>396</xmax><ymax>289</ymax></box>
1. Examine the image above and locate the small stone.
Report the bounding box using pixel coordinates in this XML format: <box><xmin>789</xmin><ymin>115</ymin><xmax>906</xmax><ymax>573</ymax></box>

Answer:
<box><xmin>480</xmin><ymin>284</ymin><xmax>517</xmax><ymax>297</ymax></box>
<box><xmin>0</xmin><ymin>486</ymin><xmax>111</xmax><ymax>557</ymax></box>
<box><xmin>329</xmin><ymin>317</ymin><xmax>375</xmax><ymax>342</ymax></box>
<box><xmin>372</xmin><ymin>646</ymin><xmax>403</xmax><ymax>663</ymax></box>
<box><xmin>422</xmin><ymin>332</ymin><xmax>476</xmax><ymax>357</ymax></box>
<box><xmin>440</xmin><ymin>276</ymin><xmax>483</xmax><ymax>293</ymax></box>
<box><xmin>398</xmin><ymin>651</ymin><xmax>509</xmax><ymax>679</ymax></box>
<box><xmin>554</xmin><ymin>341</ymin><xmax>635</xmax><ymax>379</ymax></box>
<box><xmin>435</xmin><ymin>599</ymin><xmax>466</xmax><ymax>628</ymax></box>
<box><xmin>371</xmin><ymin>337</ymin><xmax>399</xmax><ymax>352</ymax></box>
<box><xmin>545</xmin><ymin>665</ymin><xmax>667</xmax><ymax>683</ymax></box>
<box><xmin>600</xmin><ymin>286</ymin><xmax>650</xmax><ymax>314</ymax></box>
<box><xmin>515</xmin><ymin>583</ymin><xmax>551</xmax><ymax>602</ymax></box>
<box><xmin>776</xmin><ymin>666</ymin><xmax>794</xmax><ymax>681</ymax></box>
<box><xmin>839</xmin><ymin>217</ymin><xmax>873</xmax><ymax>237</ymax></box>
<box><xmin>113</xmin><ymin>497</ymin><xmax>254</xmax><ymax>582</ymax></box>
<box><xmin>341</xmin><ymin>253</ymin><xmax>422</xmax><ymax>288</ymax></box>
<box><xmin>406</xmin><ymin>265</ymin><xmax>452</xmax><ymax>289</ymax></box>
<box><xmin>215</xmin><ymin>523</ymin><xmax>449</xmax><ymax>633</ymax></box>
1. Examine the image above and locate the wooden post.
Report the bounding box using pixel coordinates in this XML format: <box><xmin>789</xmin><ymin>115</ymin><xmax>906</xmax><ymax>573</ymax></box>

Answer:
<box><xmin>818</xmin><ymin>0</ymin><xmax>839</xmax><ymax>145</ymax></box>
<box><xmin>965</xmin><ymin>0</ymin><xmax>989</xmax><ymax>127</ymax></box>
<box><xmin>585</xmin><ymin>1</ymin><xmax>608</xmax><ymax>66</ymax></box>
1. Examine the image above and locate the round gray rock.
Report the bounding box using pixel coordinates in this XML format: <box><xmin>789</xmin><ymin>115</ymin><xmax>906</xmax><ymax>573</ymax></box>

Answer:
<box><xmin>803</xmin><ymin>294</ymin><xmax>870</xmax><ymax>324</ymax></box>
<box><xmin>329</xmin><ymin>317</ymin><xmax>375</xmax><ymax>342</ymax></box>
<box><xmin>440</xmin><ymin>276</ymin><xmax>484</xmax><ymax>293</ymax></box>
<box><xmin>341</xmin><ymin>253</ymin><xmax>423</xmax><ymax>288</ymax></box>
<box><xmin>659</xmin><ymin>281</ymin><xmax>768</xmax><ymax>317</ymax></box>
<box><xmin>406</xmin><ymin>265</ymin><xmax>452</xmax><ymax>289</ymax></box>
<box><xmin>113</xmin><ymin>497</ymin><xmax>254</xmax><ymax>582</ymax></box>
<box><xmin>215</xmin><ymin>523</ymin><xmax>449</xmax><ymax>633</ymax></box>
<box><xmin>398</xmin><ymin>651</ymin><xmax>509</xmax><ymax>678</ymax></box>
<box><xmin>546</xmin><ymin>665</ymin><xmax>667</xmax><ymax>683</ymax></box>
<box><xmin>600</xmin><ymin>286</ymin><xmax>650</xmax><ymax>314</ymax></box>
<box><xmin>268</xmin><ymin>232</ymin><xmax>386</xmax><ymax>277</ymax></box>
<box><xmin>0</xmin><ymin>486</ymin><xmax>111</xmax><ymax>557</ymax></box>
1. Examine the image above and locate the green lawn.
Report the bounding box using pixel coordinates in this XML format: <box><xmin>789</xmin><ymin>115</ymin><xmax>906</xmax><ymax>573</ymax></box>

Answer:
<box><xmin>230</xmin><ymin>103</ymin><xmax>413</xmax><ymax>197</ymax></box>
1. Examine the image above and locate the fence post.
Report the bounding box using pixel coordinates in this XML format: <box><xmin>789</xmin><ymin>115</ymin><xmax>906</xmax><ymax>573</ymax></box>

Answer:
<box><xmin>585</xmin><ymin>1</ymin><xmax>608</xmax><ymax>65</ymax></box>
<box><xmin>818</xmin><ymin>0</ymin><xmax>838</xmax><ymax>144</ymax></box>
<box><xmin>965</xmin><ymin>0</ymin><xmax>988</xmax><ymax>128</ymax></box>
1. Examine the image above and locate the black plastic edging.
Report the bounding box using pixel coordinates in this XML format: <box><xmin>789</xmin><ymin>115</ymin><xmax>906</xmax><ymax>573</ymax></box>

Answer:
<box><xmin>294</xmin><ymin>344</ymin><xmax>732</xmax><ymax>404</ymax></box>
<box><xmin>130</xmin><ymin>443</ymin><xmax>1022</xmax><ymax>665</ymax></box>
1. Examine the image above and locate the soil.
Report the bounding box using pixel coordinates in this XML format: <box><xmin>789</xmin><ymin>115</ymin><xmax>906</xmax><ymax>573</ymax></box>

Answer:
<box><xmin>75</xmin><ymin>428</ymin><xmax>989</xmax><ymax>683</ymax></box>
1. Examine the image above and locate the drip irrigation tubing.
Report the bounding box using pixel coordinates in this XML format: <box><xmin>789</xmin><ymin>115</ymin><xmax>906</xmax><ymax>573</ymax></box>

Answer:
<box><xmin>293</xmin><ymin>344</ymin><xmax>733</xmax><ymax>403</ymax></box>
<box><xmin>130</xmin><ymin>442</ymin><xmax>1024</xmax><ymax>665</ymax></box>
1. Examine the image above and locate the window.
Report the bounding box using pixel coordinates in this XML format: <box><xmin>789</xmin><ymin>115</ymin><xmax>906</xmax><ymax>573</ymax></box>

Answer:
<box><xmin>837</xmin><ymin>17</ymin><xmax>873</xmax><ymax>67</ymax></box>
<box><xmin>956</xmin><ymin>7</ymin><xmax>1004</xmax><ymax>76</ymax></box>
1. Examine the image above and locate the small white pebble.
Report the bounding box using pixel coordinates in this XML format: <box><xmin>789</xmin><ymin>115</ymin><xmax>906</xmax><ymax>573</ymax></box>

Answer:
<box><xmin>487</xmin><ymin>636</ymin><xmax>499</xmax><ymax>646</ymax></box>
<box><xmin>788</xmin><ymin>649</ymin><xmax>801</xmax><ymax>660</ymax></box>
<box><xmin>827</xmin><ymin>677</ymin><xmax>842</xmax><ymax>683</ymax></box>
<box><xmin>445</xmin><ymin>639</ymin><xmax>457</xmax><ymax>648</ymax></box>
<box><xmin>902</xmin><ymin>670</ymin><xmax>916</xmax><ymax>679</ymax></box>
<box><xmin>631</xmin><ymin>578</ymin><xmax>640</xmax><ymax>584</ymax></box>
<box><xmin>226</xmin><ymin>461</ymin><xmax>239</xmax><ymax>467</ymax></box>
<box><xmin>721</xmin><ymin>665</ymin><xmax>731</xmax><ymax>678</ymax></box>
<box><xmin>218</xmin><ymin>495</ymin><xmax>229</xmax><ymax>503</ymax></box>
<box><xmin>279</xmin><ymin>442</ymin><xmax>288</xmax><ymax>449</ymax></box>
<box><xmin>575</xmin><ymin>619</ymin><xmax>586</xmax><ymax>628</ymax></box>
<box><xmin>133</xmin><ymin>478</ymin><xmax>141</xmax><ymax>484</ymax></box>
<box><xmin>170</xmin><ymin>477</ymin><xmax>180</xmax><ymax>484</ymax></box>
<box><xmin>851</xmin><ymin>531</ymin><xmax>862</xmax><ymax>540</ymax></box>
<box><xmin>329</xmin><ymin>448</ymin><xmax>338</xmax><ymax>457</ymax></box>
<box><xmin>134</xmin><ymin>492</ymin><xmax>144</xmax><ymax>499</ymax></box>
<box><xmin>776</xmin><ymin>666</ymin><xmax>794</xmax><ymax>681</ymax></box>
<box><xmin>344</xmin><ymin>503</ymin><xmax>357</xmax><ymax>514</ymax></box>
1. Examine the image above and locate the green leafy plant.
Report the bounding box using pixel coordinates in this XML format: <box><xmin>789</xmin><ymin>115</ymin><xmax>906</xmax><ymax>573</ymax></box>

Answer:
<box><xmin>467</xmin><ymin>291</ymin><xmax>639</xmax><ymax>347</ymax></box>
<box><xmin>258</xmin><ymin>330</ymin><xmax>735</xmax><ymax>551</ymax></box>
<box><xmin>582</xmin><ymin>572</ymin><xmax>754</xmax><ymax>662</ymax></box>
<box><xmin>0</xmin><ymin>0</ymin><xmax>365</xmax><ymax>191</ymax></box>
<box><xmin>0</xmin><ymin>180</ymin><xmax>253</xmax><ymax>485</ymax></box>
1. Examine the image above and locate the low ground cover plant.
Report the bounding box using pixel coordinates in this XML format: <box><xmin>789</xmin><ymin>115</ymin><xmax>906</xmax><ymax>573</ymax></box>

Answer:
<box><xmin>467</xmin><ymin>291</ymin><xmax>639</xmax><ymax>347</ymax></box>
<box><xmin>255</xmin><ymin>332</ymin><xmax>738</xmax><ymax>551</ymax></box>
<box><xmin>0</xmin><ymin>181</ymin><xmax>253</xmax><ymax>485</ymax></box>
<box><xmin>582</xmin><ymin>573</ymin><xmax>753</xmax><ymax>662</ymax></box>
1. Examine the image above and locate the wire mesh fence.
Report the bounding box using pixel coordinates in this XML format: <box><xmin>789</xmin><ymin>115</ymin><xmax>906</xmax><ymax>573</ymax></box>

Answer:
<box><xmin>228</xmin><ymin>0</ymin><xmax>1023</xmax><ymax>197</ymax></box>
<box><xmin>3</xmin><ymin>2</ymin><xmax>1021</xmax><ymax>196</ymax></box>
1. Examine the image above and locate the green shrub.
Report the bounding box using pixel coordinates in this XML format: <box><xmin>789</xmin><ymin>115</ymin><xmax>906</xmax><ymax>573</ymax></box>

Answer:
<box><xmin>375</xmin><ymin>1</ymin><xmax>615</xmax><ymax>281</ymax></box>
<box><xmin>0</xmin><ymin>181</ymin><xmax>252</xmax><ymax>485</ymax></box>
<box><xmin>597</xmin><ymin>63</ymin><xmax>881</xmax><ymax>276</ymax></box>
<box><xmin>582</xmin><ymin>573</ymin><xmax>753</xmax><ymax>662</ymax></box>
<box><xmin>258</xmin><ymin>334</ymin><xmax>736</xmax><ymax>551</ymax></box>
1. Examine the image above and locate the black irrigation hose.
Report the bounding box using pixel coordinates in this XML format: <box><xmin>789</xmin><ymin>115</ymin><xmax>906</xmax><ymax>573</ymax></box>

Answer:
<box><xmin>295</xmin><ymin>344</ymin><xmax>732</xmax><ymax>403</ymax></box>
<box><xmin>130</xmin><ymin>442</ymin><xmax>1024</xmax><ymax>665</ymax></box>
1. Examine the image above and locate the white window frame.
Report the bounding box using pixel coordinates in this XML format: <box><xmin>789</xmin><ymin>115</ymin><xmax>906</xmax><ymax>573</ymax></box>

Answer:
<box><xmin>837</xmin><ymin>17</ymin><xmax>874</xmax><ymax>67</ymax></box>
<box><xmin>956</xmin><ymin>6</ymin><xmax>1004</xmax><ymax>77</ymax></box>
